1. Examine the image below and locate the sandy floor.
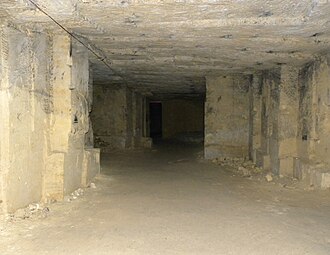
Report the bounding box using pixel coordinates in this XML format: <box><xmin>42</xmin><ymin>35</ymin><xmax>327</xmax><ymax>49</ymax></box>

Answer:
<box><xmin>1</xmin><ymin>143</ymin><xmax>330</xmax><ymax>255</ymax></box>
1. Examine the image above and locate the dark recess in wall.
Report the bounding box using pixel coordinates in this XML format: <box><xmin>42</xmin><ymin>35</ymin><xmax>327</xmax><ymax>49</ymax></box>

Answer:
<box><xmin>149</xmin><ymin>102</ymin><xmax>162</xmax><ymax>139</ymax></box>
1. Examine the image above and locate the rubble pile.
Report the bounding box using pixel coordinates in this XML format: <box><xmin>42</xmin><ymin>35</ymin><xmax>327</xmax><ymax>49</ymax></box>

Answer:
<box><xmin>64</xmin><ymin>188</ymin><xmax>84</xmax><ymax>202</ymax></box>
<box><xmin>211</xmin><ymin>157</ymin><xmax>264</xmax><ymax>177</ymax></box>
<box><xmin>210</xmin><ymin>157</ymin><xmax>301</xmax><ymax>188</ymax></box>
<box><xmin>7</xmin><ymin>203</ymin><xmax>50</xmax><ymax>222</ymax></box>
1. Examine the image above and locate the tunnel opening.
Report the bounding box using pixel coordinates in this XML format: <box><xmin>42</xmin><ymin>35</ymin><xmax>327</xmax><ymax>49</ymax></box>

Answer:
<box><xmin>149</xmin><ymin>101</ymin><xmax>163</xmax><ymax>140</ymax></box>
<box><xmin>159</xmin><ymin>98</ymin><xmax>204</xmax><ymax>145</ymax></box>
<box><xmin>147</xmin><ymin>97</ymin><xmax>205</xmax><ymax>147</ymax></box>
<box><xmin>90</xmin><ymin>75</ymin><xmax>206</xmax><ymax>151</ymax></box>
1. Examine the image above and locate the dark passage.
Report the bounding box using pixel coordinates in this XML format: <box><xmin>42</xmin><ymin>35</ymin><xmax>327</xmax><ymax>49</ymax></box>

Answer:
<box><xmin>149</xmin><ymin>102</ymin><xmax>163</xmax><ymax>139</ymax></box>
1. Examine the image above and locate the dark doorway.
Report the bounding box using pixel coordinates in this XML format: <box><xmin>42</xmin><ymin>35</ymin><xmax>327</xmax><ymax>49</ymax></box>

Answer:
<box><xmin>149</xmin><ymin>102</ymin><xmax>162</xmax><ymax>138</ymax></box>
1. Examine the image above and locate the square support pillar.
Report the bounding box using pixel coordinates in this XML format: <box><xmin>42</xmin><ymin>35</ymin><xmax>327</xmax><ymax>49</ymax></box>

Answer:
<box><xmin>91</xmin><ymin>85</ymin><xmax>129</xmax><ymax>150</ymax></box>
<box><xmin>0</xmin><ymin>27</ymin><xmax>45</xmax><ymax>213</ymax></box>
<box><xmin>277</xmin><ymin>66</ymin><xmax>299</xmax><ymax>176</ymax></box>
<box><xmin>44</xmin><ymin>35</ymin><xmax>100</xmax><ymax>201</ymax></box>
<box><xmin>43</xmin><ymin>34</ymin><xmax>73</xmax><ymax>201</ymax></box>
<box><xmin>0</xmin><ymin>26</ymin><xmax>100</xmax><ymax>214</ymax></box>
<box><xmin>249</xmin><ymin>73</ymin><xmax>262</xmax><ymax>163</ymax></box>
<box><xmin>204</xmin><ymin>75</ymin><xmax>251</xmax><ymax>159</ymax></box>
<box><xmin>258</xmin><ymin>67</ymin><xmax>299</xmax><ymax>176</ymax></box>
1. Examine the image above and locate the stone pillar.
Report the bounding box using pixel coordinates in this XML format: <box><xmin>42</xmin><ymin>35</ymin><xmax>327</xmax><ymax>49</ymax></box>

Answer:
<box><xmin>125</xmin><ymin>87</ymin><xmax>134</xmax><ymax>149</ymax></box>
<box><xmin>0</xmin><ymin>27</ymin><xmax>10</xmax><ymax>218</ymax></box>
<box><xmin>92</xmin><ymin>85</ymin><xmax>136</xmax><ymax>150</ymax></box>
<box><xmin>258</xmin><ymin>67</ymin><xmax>299</xmax><ymax>176</ymax></box>
<box><xmin>277</xmin><ymin>66</ymin><xmax>299</xmax><ymax>176</ymax></box>
<box><xmin>205</xmin><ymin>75</ymin><xmax>251</xmax><ymax>159</ymax></box>
<box><xmin>92</xmin><ymin>85</ymin><xmax>147</xmax><ymax>150</ymax></box>
<box><xmin>0</xmin><ymin>27</ymin><xmax>47</xmax><ymax>213</ymax></box>
<box><xmin>249</xmin><ymin>73</ymin><xmax>262</xmax><ymax>163</ymax></box>
<box><xmin>294</xmin><ymin>55</ymin><xmax>330</xmax><ymax>189</ymax></box>
<box><xmin>256</xmin><ymin>71</ymin><xmax>273</xmax><ymax>170</ymax></box>
<box><xmin>140</xmin><ymin>95</ymin><xmax>153</xmax><ymax>148</ymax></box>
<box><xmin>43</xmin><ymin>34</ymin><xmax>72</xmax><ymax>201</ymax></box>
<box><xmin>0</xmin><ymin>27</ymin><xmax>99</xmax><ymax>213</ymax></box>
<box><xmin>132</xmin><ymin>91</ymin><xmax>143</xmax><ymax>147</ymax></box>
<box><xmin>44</xmin><ymin>35</ymin><xmax>100</xmax><ymax>200</ymax></box>
<box><xmin>84</xmin><ymin>65</ymin><xmax>94</xmax><ymax>148</ymax></box>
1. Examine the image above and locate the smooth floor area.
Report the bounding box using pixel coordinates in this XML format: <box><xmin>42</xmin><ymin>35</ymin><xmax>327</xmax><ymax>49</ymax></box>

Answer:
<box><xmin>1</xmin><ymin>143</ymin><xmax>330</xmax><ymax>255</ymax></box>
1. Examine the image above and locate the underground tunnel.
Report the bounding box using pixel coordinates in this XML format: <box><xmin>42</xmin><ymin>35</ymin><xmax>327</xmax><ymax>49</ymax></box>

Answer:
<box><xmin>1</xmin><ymin>0</ymin><xmax>330</xmax><ymax>254</ymax></box>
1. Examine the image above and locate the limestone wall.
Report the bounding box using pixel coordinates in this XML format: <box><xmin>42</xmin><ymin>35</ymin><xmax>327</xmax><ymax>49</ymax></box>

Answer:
<box><xmin>254</xmin><ymin>67</ymin><xmax>299</xmax><ymax>175</ymax></box>
<box><xmin>298</xmin><ymin>56</ymin><xmax>330</xmax><ymax>164</ymax></box>
<box><xmin>0</xmin><ymin>28</ymin><xmax>47</xmax><ymax>213</ymax></box>
<box><xmin>91</xmin><ymin>85</ymin><xmax>145</xmax><ymax>150</ymax></box>
<box><xmin>0</xmin><ymin>26</ymin><xmax>100</xmax><ymax>216</ymax></box>
<box><xmin>92</xmin><ymin>85</ymin><xmax>127</xmax><ymax>149</ymax></box>
<box><xmin>248</xmin><ymin>58</ymin><xmax>330</xmax><ymax>188</ymax></box>
<box><xmin>294</xmin><ymin>55</ymin><xmax>330</xmax><ymax>188</ymax></box>
<box><xmin>248</xmin><ymin>74</ymin><xmax>262</xmax><ymax>162</ymax></box>
<box><xmin>205</xmin><ymin>75</ymin><xmax>251</xmax><ymax>159</ymax></box>
<box><xmin>64</xmin><ymin>39</ymin><xmax>93</xmax><ymax>195</ymax></box>
<box><xmin>132</xmin><ymin>92</ymin><xmax>144</xmax><ymax>147</ymax></box>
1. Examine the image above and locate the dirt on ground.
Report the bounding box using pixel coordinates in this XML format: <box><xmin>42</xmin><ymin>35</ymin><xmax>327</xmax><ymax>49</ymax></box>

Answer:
<box><xmin>1</xmin><ymin>143</ymin><xmax>330</xmax><ymax>255</ymax></box>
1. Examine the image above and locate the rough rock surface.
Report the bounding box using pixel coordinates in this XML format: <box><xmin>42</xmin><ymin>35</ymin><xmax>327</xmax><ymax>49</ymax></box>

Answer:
<box><xmin>1</xmin><ymin>0</ymin><xmax>330</xmax><ymax>96</ymax></box>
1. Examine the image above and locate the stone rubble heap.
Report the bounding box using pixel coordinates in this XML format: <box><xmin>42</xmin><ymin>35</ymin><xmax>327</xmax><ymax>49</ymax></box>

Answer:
<box><xmin>7</xmin><ymin>203</ymin><xmax>50</xmax><ymax>222</ymax></box>
<box><xmin>5</xmin><ymin>184</ymin><xmax>99</xmax><ymax>222</ymax></box>
<box><xmin>212</xmin><ymin>157</ymin><xmax>264</xmax><ymax>178</ymax></box>
<box><xmin>210</xmin><ymin>157</ymin><xmax>304</xmax><ymax>189</ymax></box>
<box><xmin>64</xmin><ymin>188</ymin><xmax>85</xmax><ymax>202</ymax></box>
